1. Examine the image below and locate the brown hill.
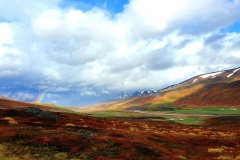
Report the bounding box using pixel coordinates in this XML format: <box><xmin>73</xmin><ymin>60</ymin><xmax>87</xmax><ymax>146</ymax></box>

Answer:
<box><xmin>0</xmin><ymin>97</ymin><xmax>74</xmax><ymax>113</ymax></box>
<box><xmin>174</xmin><ymin>80</ymin><xmax>240</xmax><ymax>107</ymax></box>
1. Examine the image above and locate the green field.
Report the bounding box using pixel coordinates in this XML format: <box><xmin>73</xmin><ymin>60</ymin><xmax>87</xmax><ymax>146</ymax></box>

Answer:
<box><xmin>92</xmin><ymin>111</ymin><xmax>138</xmax><ymax>117</ymax></box>
<box><xmin>170</xmin><ymin>107</ymin><xmax>240</xmax><ymax>115</ymax></box>
<box><xmin>91</xmin><ymin>111</ymin><xmax>206</xmax><ymax>125</ymax></box>
<box><xmin>87</xmin><ymin>107</ymin><xmax>240</xmax><ymax>125</ymax></box>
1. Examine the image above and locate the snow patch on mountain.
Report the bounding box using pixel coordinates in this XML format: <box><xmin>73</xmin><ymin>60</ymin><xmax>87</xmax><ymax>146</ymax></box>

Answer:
<box><xmin>192</xmin><ymin>79</ymin><xmax>198</xmax><ymax>83</ymax></box>
<box><xmin>115</xmin><ymin>92</ymin><xmax>133</xmax><ymax>99</ymax></box>
<box><xmin>227</xmin><ymin>68</ymin><xmax>240</xmax><ymax>78</ymax></box>
<box><xmin>115</xmin><ymin>90</ymin><xmax>158</xmax><ymax>99</ymax></box>
<box><xmin>199</xmin><ymin>72</ymin><xmax>224</xmax><ymax>79</ymax></box>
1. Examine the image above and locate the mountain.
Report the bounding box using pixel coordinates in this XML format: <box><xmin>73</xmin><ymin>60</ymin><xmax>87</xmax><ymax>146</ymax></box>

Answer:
<box><xmin>174</xmin><ymin>79</ymin><xmax>240</xmax><ymax>107</ymax></box>
<box><xmin>114</xmin><ymin>90</ymin><xmax>158</xmax><ymax>99</ymax></box>
<box><xmin>81</xmin><ymin>67</ymin><xmax>240</xmax><ymax>111</ymax></box>
<box><xmin>132</xmin><ymin>90</ymin><xmax>158</xmax><ymax>96</ymax></box>
<box><xmin>114</xmin><ymin>91</ymin><xmax>133</xmax><ymax>99</ymax></box>
<box><xmin>159</xmin><ymin>67</ymin><xmax>240</xmax><ymax>92</ymax></box>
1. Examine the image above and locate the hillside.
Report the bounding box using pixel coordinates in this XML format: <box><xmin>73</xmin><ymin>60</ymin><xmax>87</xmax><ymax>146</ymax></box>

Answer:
<box><xmin>174</xmin><ymin>80</ymin><xmax>240</xmax><ymax>107</ymax></box>
<box><xmin>81</xmin><ymin>67</ymin><xmax>240</xmax><ymax>112</ymax></box>
<box><xmin>0</xmin><ymin>97</ymin><xmax>75</xmax><ymax>113</ymax></box>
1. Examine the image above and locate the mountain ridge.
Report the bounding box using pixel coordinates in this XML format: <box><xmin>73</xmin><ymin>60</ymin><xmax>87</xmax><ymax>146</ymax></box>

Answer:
<box><xmin>114</xmin><ymin>90</ymin><xmax>158</xmax><ymax>99</ymax></box>
<box><xmin>80</xmin><ymin>66</ymin><xmax>240</xmax><ymax>112</ymax></box>
<box><xmin>115</xmin><ymin>67</ymin><xmax>240</xmax><ymax>100</ymax></box>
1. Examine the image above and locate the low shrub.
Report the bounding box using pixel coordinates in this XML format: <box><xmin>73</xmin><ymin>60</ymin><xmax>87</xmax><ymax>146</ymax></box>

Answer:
<box><xmin>208</xmin><ymin>148</ymin><xmax>223</xmax><ymax>154</ymax></box>
<box><xmin>65</xmin><ymin>123</ymin><xmax>76</xmax><ymax>127</ymax></box>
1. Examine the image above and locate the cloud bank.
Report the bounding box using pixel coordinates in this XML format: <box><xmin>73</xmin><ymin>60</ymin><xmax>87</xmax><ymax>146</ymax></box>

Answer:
<box><xmin>0</xmin><ymin>0</ymin><xmax>240</xmax><ymax>105</ymax></box>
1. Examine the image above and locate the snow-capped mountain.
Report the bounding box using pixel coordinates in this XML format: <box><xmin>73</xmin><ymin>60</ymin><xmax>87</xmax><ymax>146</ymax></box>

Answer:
<box><xmin>84</xmin><ymin>66</ymin><xmax>240</xmax><ymax>111</ymax></box>
<box><xmin>115</xmin><ymin>90</ymin><xmax>158</xmax><ymax>99</ymax></box>
<box><xmin>159</xmin><ymin>67</ymin><xmax>240</xmax><ymax>92</ymax></box>
<box><xmin>115</xmin><ymin>92</ymin><xmax>133</xmax><ymax>99</ymax></box>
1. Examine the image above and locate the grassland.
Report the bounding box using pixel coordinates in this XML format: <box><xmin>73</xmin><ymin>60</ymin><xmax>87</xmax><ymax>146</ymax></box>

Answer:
<box><xmin>89</xmin><ymin>106</ymin><xmax>240</xmax><ymax>125</ymax></box>
<box><xmin>92</xmin><ymin>111</ymin><xmax>138</xmax><ymax>117</ymax></box>
<box><xmin>170</xmin><ymin>107</ymin><xmax>240</xmax><ymax>115</ymax></box>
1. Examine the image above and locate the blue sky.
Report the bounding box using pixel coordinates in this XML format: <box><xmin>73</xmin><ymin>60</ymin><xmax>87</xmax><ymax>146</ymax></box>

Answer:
<box><xmin>60</xmin><ymin>0</ymin><xmax>129</xmax><ymax>14</ymax></box>
<box><xmin>221</xmin><ymin>21</ymin><xmax>240</xmax><ymax>33</ymax></box>
<box><xmin>0</xmin><ymin>0</ymin><xmax>240</xmax><ymax>106</ymax></box>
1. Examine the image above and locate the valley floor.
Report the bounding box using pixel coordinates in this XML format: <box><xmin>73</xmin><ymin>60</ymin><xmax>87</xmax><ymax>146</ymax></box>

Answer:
<box><xmin>0</xmin><ymin>108</ymin><xmax>240</xmax><ymax>160</ymax></box>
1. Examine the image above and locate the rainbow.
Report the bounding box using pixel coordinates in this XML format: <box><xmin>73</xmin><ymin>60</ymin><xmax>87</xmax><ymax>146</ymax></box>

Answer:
<box><xmin>35</xmin><ymin>93</ymin><xmax>46</xmax><ymax>104</ymax></box>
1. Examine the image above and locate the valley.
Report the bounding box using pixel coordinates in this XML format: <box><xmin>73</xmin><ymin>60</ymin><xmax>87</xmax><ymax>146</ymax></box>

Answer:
<box><xmin>0</xmin><ymin>67</ymin><xmax>240</xmax><ymax>159</ymax></box>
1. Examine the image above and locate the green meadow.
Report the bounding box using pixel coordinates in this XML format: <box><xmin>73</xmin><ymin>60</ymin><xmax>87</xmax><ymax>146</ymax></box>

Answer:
<box><xmin>170</xmin><ymin>107</ymin><xmax>240</xmax><ymax>115</ymax></box>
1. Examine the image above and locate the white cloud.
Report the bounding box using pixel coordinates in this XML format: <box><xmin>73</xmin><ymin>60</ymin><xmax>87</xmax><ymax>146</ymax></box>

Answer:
<box><xmin>11</xmin><ymin>92</ymin><xmax>35</xmax><ymax>101</ymax></box>
<box><xmin>0</xmin><ymin>23</ymin><xmax>13</xmax><ymax>45</ymax></box>
<box><xmin>0</xmin><ymin>0</ymin><xmax>240</xmax><ymax>93</ymax></box>
<box><xmin>118</xmin><ymin>0</ymin><xmax>240</xmax><ymax>37</ymax></box>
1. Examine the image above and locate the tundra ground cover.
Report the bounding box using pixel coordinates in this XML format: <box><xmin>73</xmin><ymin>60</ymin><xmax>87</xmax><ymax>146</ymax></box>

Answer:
<box><xmin>0</xmin><ymin>108</ymin><xmax>240</xmax><ymax>160</ymax></box>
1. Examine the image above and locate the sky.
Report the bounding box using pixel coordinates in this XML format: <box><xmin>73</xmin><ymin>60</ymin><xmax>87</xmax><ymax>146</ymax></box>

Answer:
<box><xmin>0</xmin><ymin>0</ymin><xmax>240</xmax><ymax>106</ymax></box>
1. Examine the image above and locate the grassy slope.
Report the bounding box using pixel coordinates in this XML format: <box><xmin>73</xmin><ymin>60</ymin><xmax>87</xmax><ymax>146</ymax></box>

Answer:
<box><xmin>80</xmin><ymin>84</ymin><xmax>204</xmax><ymax>112</ymax></box>
<box><xmin>0</xmin><ymin>98</ymin><xmax>76</xmax><ymax>113</ymax></box>
<box><xmin>82</xmin><ymin>78</ymin><xmax>240</xmax><ymax>113</ymax></box>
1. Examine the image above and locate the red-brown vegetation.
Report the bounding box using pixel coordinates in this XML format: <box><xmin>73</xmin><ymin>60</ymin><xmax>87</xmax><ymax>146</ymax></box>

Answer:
<box><xmin>174</xmin><ymin>80</ymin><xmax>240</xmax><ymax>107</ymax></box>
<box><xmin>0</xmin><ymin>106</ymin><xmax>240</xmax><ymax>159</ymax></box>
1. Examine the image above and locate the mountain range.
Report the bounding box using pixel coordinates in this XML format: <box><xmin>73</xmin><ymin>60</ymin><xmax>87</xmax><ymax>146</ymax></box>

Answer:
<box><xmin>80</xmin><ymin>67</ymin><xmax>240</xmax><ymax>112</ymax></box>
<box><xmin>114</xmin><ymin>90</ymin><xmax>158</xmax><ymax>99</ymax></box>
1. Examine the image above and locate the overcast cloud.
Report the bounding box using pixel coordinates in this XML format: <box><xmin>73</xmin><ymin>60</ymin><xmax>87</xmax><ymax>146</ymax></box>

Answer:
<box><xmin>0</xmin><ymin>0</ymin><xmax>240</xmax><ymax>105</ymax></box>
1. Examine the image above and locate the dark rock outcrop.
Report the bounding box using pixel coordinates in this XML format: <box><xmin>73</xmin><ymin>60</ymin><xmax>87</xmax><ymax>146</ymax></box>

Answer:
<box><xmin>24</xmin><ymin>107</ymin><xmax>60</xmax><ymax>121</ymax></box>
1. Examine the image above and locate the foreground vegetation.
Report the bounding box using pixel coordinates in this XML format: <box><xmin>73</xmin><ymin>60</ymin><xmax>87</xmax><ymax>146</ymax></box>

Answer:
<box><xmin>0</xmin><ymin>107</ymin><xmax>240</xmax><ymax>160</ymax></box>
<box><xmin>161</xmin><ymin>115</ymin><xmax>206</xmax><ymax>125</ymax></box>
